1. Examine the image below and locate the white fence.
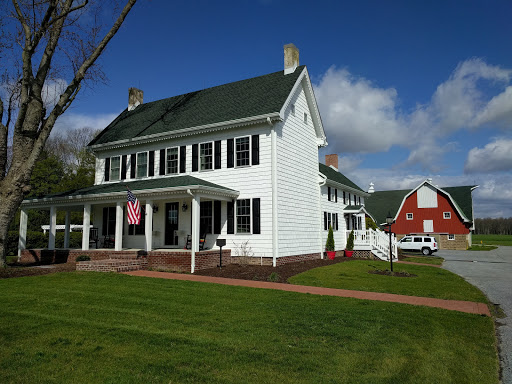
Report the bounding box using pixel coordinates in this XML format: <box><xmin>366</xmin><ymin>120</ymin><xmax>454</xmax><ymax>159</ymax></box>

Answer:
<box><xmin>346</xmin><ymin>229</ymin><xmax>397</xmax><ymax>260</ymax></box>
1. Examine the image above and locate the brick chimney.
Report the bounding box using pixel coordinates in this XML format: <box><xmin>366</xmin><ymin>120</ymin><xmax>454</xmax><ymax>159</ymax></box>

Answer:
<box><xmin>325</xmin><ymin>154</ymin><xmax>338</xmax><ymax>170</ymax></box>
<box><xmin>128</xmin><ymin>88</ymin><xmax>143</xmax><ymax>111</ymax></box>
<box><xmin>284</xmin><ymin>43</ymin><xmax>299</xmax><ymax>75</ymax></box>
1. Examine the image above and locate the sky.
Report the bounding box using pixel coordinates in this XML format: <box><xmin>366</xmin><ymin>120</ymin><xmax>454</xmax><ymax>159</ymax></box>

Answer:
<box><xmin>49</xmin><ymin>0</ymin><xmax>512</xmax><ymax>218</ymax></box>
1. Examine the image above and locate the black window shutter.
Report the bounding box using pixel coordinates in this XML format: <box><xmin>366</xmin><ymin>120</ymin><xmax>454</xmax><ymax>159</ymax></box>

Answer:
<box><xmin>227</xmin><ymin>201</ymin><xmax>234</xmax><ymax>234</ymax></box>
<box><xmin>328</xmin><ymin>187</ymin><xmax>331</xmax><ymax>201</ymax></box>
<box><xmin>130</xmin><ymin>154</ymin><xmax>136</xmax><ymax>178</ymax></box>
<box><xmin>148</xmin><ymin>151</ymin><xmax>155</xmax><ymax>176</ymax></box>
<box><xmin>121</xmin><ymin>155</ymin><xmax>127</xmax><ymax>180</ymax></box>
<box><xmin>192</xmin><ymin>144</ymin><xmax>198</xmax><ymax>172</ymax></box>
<box><xmin>335</xmin><ymin>189</ymin><xmax>338</xmax><ymax>202</ymax></box>
<box><xmin>335</xmin><ymin>213</ymin><xmax>339</xmax><ymax>230</ymax></box>
<box><xmin>102</xmin><ymin>207</ymin><xmax>108</xmax><ymax>236</ymax></box>
<box><xmin>251</xmin><ymin>135</ymin><xmax>259</xmax><ymax>165</ymax></box>
<box><xmin>227</xmin><ymin>138</ymin><xmax>234</xmax><ymax>168</ymax></box>
<box><xmin>180</xmin><ymin>146</ymin><xmax>186</xmax><ymax>173</ymax></box>
<box><xmin>343</xmin><ymin>191</ymin><xmax>346</xmax><ymax>204</ymax></box>
<box><xmin>214</xmin><ymin>201</ymin><xmax>221</xmax><ymax>234</ymax></box>
<box><xmin>159</xmin><ymin>149</ymin><xmax>165</xmax><ymax>175</ymax></box>
<box><xmin>324</xmin><ymin>212</ymin><xmax>327</xmax><ymax>230</ymax></box>
<box><xmin>348</xmin><ymin>193</ymin><xmax>351</xmax><ymax>205</ymax></box>
<box><xmin>252</xmin><ymin>198</ymin><xmax>260</xmax><ymax>234</ymax></box>
<box><xmin>214</xmin><ymin>140</ymin><xmax>221</xmax><ymax>169</ymax></box>
<box><xmin>104</xmin><ymin>157</ymin><xmax>110</xmax><ymax>181</ymax></box>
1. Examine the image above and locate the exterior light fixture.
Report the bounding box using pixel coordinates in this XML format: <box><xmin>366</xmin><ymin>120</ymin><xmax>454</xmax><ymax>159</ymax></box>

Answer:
<box><xmin>182</xmin><ymin>203</ymin><xmax>188</xmax><ymax>212</ymax></box>
<box><xmin>152</xmin><ymin>204</ymin><xmax>159</xmax><ymax>213</ymax></box>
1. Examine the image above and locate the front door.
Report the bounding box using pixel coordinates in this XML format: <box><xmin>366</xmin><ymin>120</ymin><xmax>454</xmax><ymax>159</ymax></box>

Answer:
<box><xmin>165</xmin><ymin>202</ymin><xmax>179</xmax><ymax>246</ymax></box>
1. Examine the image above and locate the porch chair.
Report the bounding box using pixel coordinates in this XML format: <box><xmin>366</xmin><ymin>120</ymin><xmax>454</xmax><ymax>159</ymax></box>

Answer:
<box><xmin>89</xmin><ymin>227</ymin><xmax>99</xmax><ymax>249</ymax></box>
<box><xmin>103</xmin><ymin>235</ymin><xmax>115</xmax><ymax>248</ymax></box>
<box><xmin>185</xmin><ymin>233</ymin><xmax>207</xmax><ymax>250</ymax></box>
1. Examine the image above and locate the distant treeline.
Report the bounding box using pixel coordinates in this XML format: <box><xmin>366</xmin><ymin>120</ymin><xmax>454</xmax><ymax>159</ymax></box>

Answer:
<box><xmin>474</xmin><ymin>218</ymin><xmax>512</xmax><ymax>235</ymax></box>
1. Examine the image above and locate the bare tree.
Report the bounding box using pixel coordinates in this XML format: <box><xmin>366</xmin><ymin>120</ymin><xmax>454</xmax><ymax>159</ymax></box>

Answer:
<box><xmin>0</xmin><ymin>0</ymin><xmax>137</xmax><ymax>265</ymax></box>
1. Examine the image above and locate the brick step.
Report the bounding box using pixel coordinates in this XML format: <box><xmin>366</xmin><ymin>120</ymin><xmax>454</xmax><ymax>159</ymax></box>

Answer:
<box><xmin>76</xmin><ymin>258</ymin><xmax>148</xmax><ymax>273</ymax></box>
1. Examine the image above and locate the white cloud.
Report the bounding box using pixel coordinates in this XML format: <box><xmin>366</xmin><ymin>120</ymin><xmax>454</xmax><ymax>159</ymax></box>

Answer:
<box><xmin>314</xmin><ymin>59</ymin><xmax>512</xmax><ymax>171</ymax></box>
<box><xmin>464</xmin><ymin>138</ymin><xmax>512</xmax><ymax>173</ymax></box>
<box><xmin>51</xmin><ymin>112</ymin><xmax>119</xmax><ymax>136</ymax></box>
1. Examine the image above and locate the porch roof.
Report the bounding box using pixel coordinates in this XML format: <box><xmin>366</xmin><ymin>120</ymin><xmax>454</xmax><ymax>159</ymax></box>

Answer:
<box><xmin>22</xmin><ymin>175</ymin><xmax>238</xmax><ymax>207</ymax></box>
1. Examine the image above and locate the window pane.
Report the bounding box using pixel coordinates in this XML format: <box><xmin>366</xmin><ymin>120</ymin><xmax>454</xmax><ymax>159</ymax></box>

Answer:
<box><xmin>137</xmin><ymin>152</ymin><xmax>148</xmax><ymax>178</ymax></box>
<box><xmin>110</xmin><ymin>156</ymin><xmax>120</xmax><ymax>180</ymax></box>
<box><xmin>236</xmin><ymin>199</ymin><xmax>251</xmax><ymax>233</ymax></box>
<box><xmin>200</xmin><ymin>143</ymin><xmax>213</xmax><ymax>170</ymax></box>
<box><xmin>166</xmin><ymin>147</ymin><xmax>179</xmax><ymax>174</ymax></box>
<box><xmin>200</xmin><ymin>201</ymin><xmax>213</xmax><ymax>234</ymax></box>
<box><xmin>236</xmin><ymin>137</ymin><xmax>250</xmax><ymax>167</ymax></box>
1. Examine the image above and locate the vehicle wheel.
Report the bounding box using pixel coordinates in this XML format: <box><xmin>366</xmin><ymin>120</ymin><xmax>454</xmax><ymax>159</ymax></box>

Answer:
<box><xmin>422</xmin><ymin>247</ymin><xmax>431</xmax><ymax>256</ymax></box>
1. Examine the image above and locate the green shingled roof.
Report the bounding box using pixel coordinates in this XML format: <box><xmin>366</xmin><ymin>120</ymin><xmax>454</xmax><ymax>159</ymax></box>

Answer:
<box><xmin>365</xmin><ymin>185</ymin><xmax>476</xmax><ymax>225</ymax></box>
<box><xmin>319</xmin><ymin>163</ymin><xmax>364</xmax><ymax>192</ymax></box>
<box><xmin>89</xmin><ymin>66</ymin><xmax>306</xmax><ymax>147</ymax></box>
<box><xmin>24</xmin><ymin>176</ymin><xmax>236</xmax><ymax>202</ymax></box>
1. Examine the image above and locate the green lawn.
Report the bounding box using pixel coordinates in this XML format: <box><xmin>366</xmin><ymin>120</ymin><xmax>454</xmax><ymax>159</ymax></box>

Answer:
<box><xmin>0</xmin><ymin>272</ymin><xmax>498</xmax><ymax>383</ymax></box>
<box><xmin>468</xmin><ymin>245</ymin><xmax>498</xmax><ymax>251</ymax></box>
<box><xmin>289</xmin><ymin>260</ymin><xmax>488</xmax><ymax>302</ymax></box>
<box><xmin>473</xmin><ymin>234</ymin><xmax>512</xmax><ymax>246</ymax></box>
<box><xmin>400</xmin><ymin>255</ymin><xmax>444</xmax><ymax>265</ymax></box>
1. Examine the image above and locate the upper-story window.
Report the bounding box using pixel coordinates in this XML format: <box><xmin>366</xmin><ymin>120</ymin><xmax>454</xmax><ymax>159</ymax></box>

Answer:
<box><xmin>166</xmin><ymin>147</ymin><xmax>179</xmax><ymax>174</ymax></box>
<box><xmin>136</xmin><ymin>152</ymin><xmax>148</xmax><ymax>178</ymax></box>
<box><xmin>343</xmin><ymin>191</ymin><xmax>346</xmax><ymax>204</ymax></box>
<box><xmin>348</xmin><ymin>193</ymin><xmax>351</xmax><ymax>205</ymax></box>
<box><xmin>358</xmin><ymin>196</ymin><xmax>361</xmax><ymax>205</ymax></box>
<box><xmin>291</xmin><ymin>104</ymin><xmax>295</xmax><ymax>116</ymax></box>
<box><xmin>200</xmin><ymin>142</ymin><xmax>213</xmax><ymax>170</ymax></box>
<box><xmin>443</xmin><ymin>212</ymin><xmax>451</xmax><ymax>219</ymax></box>
<box><xmin>110</xmin><ymin>156</ymin><xmax>120</xmax><ymax>181</ymax></box>
<box><xmin>304</xmin><ymin>112</ymin><xmax>308</xmax><ymax>124</ymax></box>
<box><xmin>236</xmin><ymin>136</ymin><xmax>250</xmax><ymax>167</ymax></box>
<box><xmin>406</xmin><ymin>213</ymin><xmax>413</xmax><ymax>220</ymax></box>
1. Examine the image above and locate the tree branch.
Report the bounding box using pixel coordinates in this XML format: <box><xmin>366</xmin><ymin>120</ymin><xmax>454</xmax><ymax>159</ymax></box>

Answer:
<box><xmin>11</xmin><ymin>0</ymin><xmax>32</xmax><ymax>45</ymax></box>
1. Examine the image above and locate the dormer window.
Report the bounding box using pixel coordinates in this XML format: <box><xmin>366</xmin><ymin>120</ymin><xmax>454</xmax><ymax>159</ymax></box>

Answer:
<box><xmin>166</xmin><ymin>147</ymin><xmax>179</xmax><ymax>174</ymax></box>
<box><xmin>200</xmin><ymin>142</ymin><xmax>213</xmax><ymax>170</ymax></box>
<box><xmin>110</xmin><ymin>156</ymin><xmax>120</xmax><ymax>181</ymax></box>
<box><xmin>236</xmin><ymin>136</ymin><xmax>250</xmax><ymax>167</ymax></box>
<box><xmin>136</xmin><ymin>152</ymin><xmax>148</xmax><ymax>178</ymax></box>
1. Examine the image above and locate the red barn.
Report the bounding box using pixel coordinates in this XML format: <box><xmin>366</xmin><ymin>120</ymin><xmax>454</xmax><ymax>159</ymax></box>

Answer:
<box><xmin>365</xmin><ymin>180</ymin><xmax>477</xmax><ymax>250</ymax></box>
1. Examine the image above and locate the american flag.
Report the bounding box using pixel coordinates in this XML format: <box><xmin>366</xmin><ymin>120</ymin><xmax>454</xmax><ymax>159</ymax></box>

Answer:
<box><xmin>127</xmin><ymin>189</ymin><xmax>141</xmax><ymax>225</ymax></box>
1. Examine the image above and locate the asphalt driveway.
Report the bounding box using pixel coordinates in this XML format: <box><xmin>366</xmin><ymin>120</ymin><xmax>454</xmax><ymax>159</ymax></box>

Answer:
<box><xmin>439</xmin><ymin>246</ymin><xmax>512</xmax><ymax>383</ymax></box>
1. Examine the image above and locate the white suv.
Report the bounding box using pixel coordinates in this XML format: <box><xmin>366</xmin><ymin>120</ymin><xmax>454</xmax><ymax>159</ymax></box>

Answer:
<box><xmin>397</xmin><ymin>235</ymin><xmax>438</xmax><ymax>255</ymax></box>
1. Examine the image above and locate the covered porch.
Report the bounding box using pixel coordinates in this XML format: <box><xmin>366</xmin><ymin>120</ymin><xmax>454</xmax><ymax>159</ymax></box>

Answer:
<box><xmin>19</xmin><ymin>176</ymin><xmax>239</xmax><ymax>272</ymax></box>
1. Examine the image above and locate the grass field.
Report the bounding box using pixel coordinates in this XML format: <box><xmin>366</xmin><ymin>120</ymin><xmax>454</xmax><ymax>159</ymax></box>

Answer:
<box><xmin>400</xmin><ymin>255</ymin><xmax>444</xmax><ymax>265</ymax></box>
<box><xmin>467</xmin><ymin>245</ymin><xmax>498</xmax><ymax>251</ymax></box>
<box><xmin>473</xmin><ymin>234</ymin><xmax>512</xmax><ymax>246</ymax></box>
<box><xmin>0</xmin><ymin>272</ymin><xmax>499</xmax><ymax>383</ymax></box>
<box><xmin>289</xmin><ymin>260</ymin><xmax>488</xmax><ymax>302</ymax></box>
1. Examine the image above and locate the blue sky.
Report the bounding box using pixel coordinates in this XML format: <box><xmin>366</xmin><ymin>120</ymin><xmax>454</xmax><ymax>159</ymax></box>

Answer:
<box><xmin>52</xmin><ymin>0</ymin><xmax>512</xmax><ymax>218</ymax></box>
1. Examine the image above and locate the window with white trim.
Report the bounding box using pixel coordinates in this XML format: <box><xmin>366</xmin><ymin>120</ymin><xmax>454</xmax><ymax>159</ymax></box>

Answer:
<box><xmin>136</xmin><ymin>152</ymin><xmax>148</xmax><ymax>178</ymax></box>
<box><xmin>330</xmin><ymin>188</ymin><xmax>336</xmax><ymax>202</ymax></box>
<box><xmin>443</xmin><ymin>212</ymin><xmax>451</xmax><ymax>219</ymax></box>
<box><xmin>406</xmin><ymin>213</ymin><xmax>413</xmax><ymax>220</ymax></box>
<box><xmin>236</xmin><ymin>199</ymin><xmax>251</xmax><ymax>233</ymax></box>
<box><xmin>235</xmin><ymin>136</ymin><xmax>250</xmax><ymax>167</ymax></box>
<box><xmin>448</xmin><ymin>234</ymin><xmax>455</xmax><ymax>240</ymax></box>
<box><xmin>291</xmin><ymin>104</ymin><xmax>295</xmax><ymax>116</ymax></box>
<box><xmin>327</xmin><ymin>212</ymin><xmax>332</xmax><ymax>229</ymax></box>
<box><xmin>166</xmin><ymin>147</ymin><xmax>179</xmax><ymax>174</ymax></box>
<box><xmin>110</xmin><ymin>156</ymin><xmax>120</xmax><ymax>181</ymax></box>
<box><xmin>200</xmin><ymin>142</ymin><xmax>213</xmax><ymax>170</ymax></box>
<box><xmin>304</xmin><ymin>112</ymin><xmax>308</xmax><ymax>124</ymax></box>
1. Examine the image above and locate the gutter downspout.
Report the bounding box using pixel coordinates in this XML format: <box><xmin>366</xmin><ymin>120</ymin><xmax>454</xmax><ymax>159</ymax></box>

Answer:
<box><xmin>187</xmin><ymin>189</ymin><xmax>196</xmax><ymax>273</ymax></box>
<box><xmin>318</xmin><ymin>176</ymin><xmax>326</xmax><ymax>259</ymax></box>
<box><xmin>271</xmin><ymin>124</ymin><xmax>279</xmax><ymax>267</ymax></box>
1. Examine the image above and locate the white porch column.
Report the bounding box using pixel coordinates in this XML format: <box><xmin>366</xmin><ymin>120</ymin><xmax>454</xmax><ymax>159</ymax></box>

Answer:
<box><xmin>48</xmin><ymin>206</ymin><xmax>57</xmax><ymax>250</ymax></box>
<box><xmin>64</xmin><ymin>211</ymin><xmax>71</xmax><ymax>248</ymax></box>
<box><xmin>145</xmin><ymin>200</ymin><xmax>153</xmax><ymax>252</ymax></box>
<box><xmin>18</xmin><ymin>208</ymin><xmax>28</xmax><ymax>260</ymax></box>
<box><xmin>115</xmin><ymin>201</ymin><xmax>123</xmax><ymax>251</ymax></box>
<box><xmin>82</xmin><ymin>204</ymin><xmax>91</xmax><ymax>250</ymax></box>
<box><xmin>191</xmin><ymin>194</ymin><xmax>200</xmax><ymax>273</ymax></box>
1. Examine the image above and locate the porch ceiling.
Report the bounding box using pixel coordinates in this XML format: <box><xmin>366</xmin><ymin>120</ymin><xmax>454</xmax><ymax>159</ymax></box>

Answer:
<box><xmin>21</xmin><ymin>175</ymin><xmax>239</xmax><ymax>208</ymax></box>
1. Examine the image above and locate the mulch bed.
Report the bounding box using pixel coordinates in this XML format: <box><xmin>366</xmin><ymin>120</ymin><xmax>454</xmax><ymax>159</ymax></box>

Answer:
<box><xmin>195</xmin><ymin>256</ymin><xmax>357</xmax><ymax>284</ymax></box>
<box><xmin>0</xmin><ymin>263</ymin><xmax>76</xmax><ymax>279</ymax></box>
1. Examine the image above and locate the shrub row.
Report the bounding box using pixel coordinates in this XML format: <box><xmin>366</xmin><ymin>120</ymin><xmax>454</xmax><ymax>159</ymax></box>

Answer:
<box><xmin>6</xmin><ymin>231</ymin><xmax>83</xmax><ymax>255</ymax></box>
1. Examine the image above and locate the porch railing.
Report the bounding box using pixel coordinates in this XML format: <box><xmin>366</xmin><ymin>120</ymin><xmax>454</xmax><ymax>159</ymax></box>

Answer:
<box><xmin>346</xmin><ymin>229</ymin><xmax>397</xmax><ymax>260</ymax></box>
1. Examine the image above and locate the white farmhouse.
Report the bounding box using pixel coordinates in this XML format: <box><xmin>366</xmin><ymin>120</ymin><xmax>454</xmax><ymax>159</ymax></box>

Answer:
<box><xmin>19</xmin><ymin>44</ymin><xmax>394</xmax><ymax>272</ymax></box>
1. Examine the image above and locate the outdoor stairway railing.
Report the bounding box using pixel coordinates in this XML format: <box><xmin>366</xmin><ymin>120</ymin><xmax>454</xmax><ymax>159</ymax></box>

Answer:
<box><xmin>347</xmin><ymin>229</ymin><xmax>397</xmax><ymax>260</ymax></box>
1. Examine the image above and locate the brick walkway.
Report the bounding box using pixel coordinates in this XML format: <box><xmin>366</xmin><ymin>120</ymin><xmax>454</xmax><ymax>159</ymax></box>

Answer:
<box><xmin>123</xmin><ymin>270</ymin><xmax>490</xmax><ymax>316</ymax></box>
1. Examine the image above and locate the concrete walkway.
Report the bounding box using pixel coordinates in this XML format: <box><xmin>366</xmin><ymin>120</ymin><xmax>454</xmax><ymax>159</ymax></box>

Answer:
<box><xmin>123</xmin><ymin>270</ymin><xmax>490</xmax><ymax>316</ymax></box>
